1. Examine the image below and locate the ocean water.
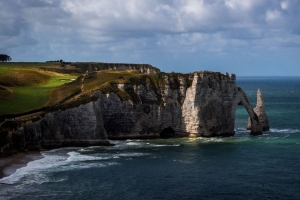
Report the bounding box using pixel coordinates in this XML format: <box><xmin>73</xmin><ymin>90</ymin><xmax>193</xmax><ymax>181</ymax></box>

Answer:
<box><xmin>1</xmin><ymin>77</ymin><xmax>300</xmax><ymax>200</ymax></box>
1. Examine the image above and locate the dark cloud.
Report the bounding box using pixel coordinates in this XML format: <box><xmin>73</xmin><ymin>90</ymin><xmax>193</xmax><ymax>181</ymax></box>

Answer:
<box><xmin>0</xmin><ymin>1</ymin><xmax>25</xmax><ymax>36</ymax></box>
<box><xmin>0</xmin><ymin>0</ymin><xmax>299</xmax><ymax>75</ymax></box>
<box><xmin>0</xmin><ymin>0</ymin><xmax>38</xmax><ymax>54</ymax></box>
<box><xmin>12</xmin><ymin>0</ymin><xmax>56</xmax><ymax>8</ymax></box>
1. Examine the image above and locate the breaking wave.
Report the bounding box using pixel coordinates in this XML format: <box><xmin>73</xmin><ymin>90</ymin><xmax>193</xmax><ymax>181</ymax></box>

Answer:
<box><xmin>270</xmin><ymin>128</ymin><xmax>300</xmax><ymax>133</ymax></box>
<box><xmin>0</xmin><ymin>146</ymin><xmax>150</xmax><ymax>185</ymax></box>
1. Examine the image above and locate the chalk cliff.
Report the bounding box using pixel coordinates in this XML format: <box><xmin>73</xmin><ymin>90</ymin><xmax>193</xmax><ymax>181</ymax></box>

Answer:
<box><xmin>12</xmin><ymin>71</ymin><xmax>268</xmax><ymax>150</ymax></box>
<box><xmin>247</xmin><ymin>88</ymin><xmax>269</xmax><ymax>131</ymax></box>
<box><xmin>16</xmin><ymin>100</ymin><xmax>110</xmax><ymax>149</ymax></box>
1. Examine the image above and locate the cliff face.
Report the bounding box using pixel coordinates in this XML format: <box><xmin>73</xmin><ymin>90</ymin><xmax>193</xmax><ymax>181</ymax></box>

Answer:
<box><xmin>181</xmin><ymin>74</ymin><xmax>239</xmax><ymax>136</ymax></box>
<box><xmin>15</xmin><ymin>99</ymin><xmax>110</xmax><ymax>149</ymax></box>
<box><xmin>13</xmin><ymin>71</ymin><xmax>268</xmax><ymax>150</ymax></box>
<box><xmin>94</xmin><ymin>73</ymin><xmax>241</xmax><ymax>138</ymax></box>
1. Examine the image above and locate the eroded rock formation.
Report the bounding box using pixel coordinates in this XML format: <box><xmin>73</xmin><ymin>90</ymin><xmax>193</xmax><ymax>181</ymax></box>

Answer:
<box><xmin>247</xmin><ymin>88</ymin><xmax>269</xmax><ymax>131</ymax></box>
<box><xmin>13</xmin><ymin>71</ymin><xmax>268</xmax><ymax>150</ymax></box>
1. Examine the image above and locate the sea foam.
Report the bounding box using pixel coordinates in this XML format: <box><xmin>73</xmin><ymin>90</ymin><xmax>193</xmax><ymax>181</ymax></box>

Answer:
<box><xmin>270</xmin><ymin>128</ymin><xmax>300</xmax><ymax>133</ymax></box>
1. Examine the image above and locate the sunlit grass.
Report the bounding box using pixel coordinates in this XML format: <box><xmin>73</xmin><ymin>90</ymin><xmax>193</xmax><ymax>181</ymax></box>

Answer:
<box><xmin>0</xmin><ymin>75</ymin><xmax>77</xmax><ymax>115</ymax></box>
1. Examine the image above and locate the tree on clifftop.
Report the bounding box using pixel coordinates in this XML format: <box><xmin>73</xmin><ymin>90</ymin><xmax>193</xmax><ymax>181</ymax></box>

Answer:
<box><xmin>0</xmin><ymin>54</ymin><xmax>12</xmax><ymax>62</ymax></box>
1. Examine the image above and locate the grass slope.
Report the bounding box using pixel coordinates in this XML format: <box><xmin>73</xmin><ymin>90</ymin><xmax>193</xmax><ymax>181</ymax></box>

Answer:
<box><xmin>0</xmin><ymin>76</ymin><xmax>77</xmax><ymax>115</ymax></box>
<box><xmin>0</xmin><ymin>86</ymin><xmax>12</xmax><ymax>99</ymax></box>
<box><xmin>0</xmin><ymin>63</ymin><xmax>77</xmax><ymax>115</ymax></box>
<box><xmin>49</xmin><ymin>76</ymin><xmax>82</xmax><ymax>105</ymax></box>
<box><xmin>0</xmin><ymin>71</ymin><xmax>50</xmax><ymax>87</ymax></box>
<box><xmin>80</xmin><ymin>70</ymin><xmax>165</xmax><ymax>105</ymax></box>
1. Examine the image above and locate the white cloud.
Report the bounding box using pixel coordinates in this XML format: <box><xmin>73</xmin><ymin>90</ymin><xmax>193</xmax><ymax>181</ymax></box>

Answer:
<box><xmin>281</xmin><ymin>1</ymin><xmax>289</xmax><ymax>10</ymax></box>
<box><xmin>225</xmin><ymin>0</ymin><xmax>259</xmax><ymax>10</ymax></box>
<box><xmin>266</xmin><ymin>10</ymin><xmax>282</xmax><ymax>22</ymax></box>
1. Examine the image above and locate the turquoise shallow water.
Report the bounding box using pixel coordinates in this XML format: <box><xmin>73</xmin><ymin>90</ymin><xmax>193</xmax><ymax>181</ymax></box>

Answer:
<box><xmin>1</xmin><ymin>77</ymin><xmax>300</xmax><ymax>200</ymax></box>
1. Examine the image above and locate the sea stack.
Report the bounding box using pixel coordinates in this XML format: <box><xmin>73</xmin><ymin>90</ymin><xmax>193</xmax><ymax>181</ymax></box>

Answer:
<box><xmin>247</xmin><ymin>88</ymin><xmax>270</xmax><ymax>131</ymax></box>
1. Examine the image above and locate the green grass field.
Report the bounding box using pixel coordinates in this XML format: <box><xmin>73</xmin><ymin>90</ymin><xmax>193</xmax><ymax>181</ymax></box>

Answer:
<box><xmin>0</xmin><ymin>62</ymin><xmax>77</xmax><ymax>115</ymax></box>
<box><xmin>0</xmin><ymin>75</ymin><xmax>77</xmax><ymax>115</ymax></box>
<box><xmin>0</xmin><ymin>62</ymin><xmax>60</xmax><ymax>75</ymax></box>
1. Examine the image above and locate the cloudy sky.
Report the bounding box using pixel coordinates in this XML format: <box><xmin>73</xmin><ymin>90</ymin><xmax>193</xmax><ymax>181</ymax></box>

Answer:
<box><xmin>1</xmin><ymin>0</ymin><xmax>300</xmax><ymax>76</ymax></box>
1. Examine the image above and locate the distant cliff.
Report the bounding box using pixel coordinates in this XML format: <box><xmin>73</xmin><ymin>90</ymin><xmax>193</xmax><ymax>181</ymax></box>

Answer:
<box><xmin>72</xmin><ymin>63</ymin><xmax>160</xmax><ymax>74</ymax></box>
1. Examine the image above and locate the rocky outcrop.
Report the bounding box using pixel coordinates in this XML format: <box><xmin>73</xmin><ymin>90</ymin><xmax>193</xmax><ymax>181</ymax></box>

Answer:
<box><xmin>12</xmin><ymin>71</ymin><xmax>268</xmax><ymax>149</ymax></box>
<box><xmin>247</xmin><ymin>89</ymin><xmax>269</xmax><ymax>131</ymax></box>
<box><xmin>238</xmin><ymin>88</ymin><xmax>263</xmax><ymax>135</ymax></box>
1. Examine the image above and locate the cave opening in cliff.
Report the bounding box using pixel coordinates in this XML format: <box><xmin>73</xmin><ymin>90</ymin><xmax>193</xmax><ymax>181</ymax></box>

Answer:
<box><xmin>159</xmin><ymin>127</ymin><xmax>175</xmax><ymax>138</ymax></box>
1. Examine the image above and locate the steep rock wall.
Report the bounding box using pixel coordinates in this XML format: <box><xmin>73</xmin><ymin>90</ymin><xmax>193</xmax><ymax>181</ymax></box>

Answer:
<box><xmin>14</xmin><ymin>72</ymin><xmax>266</xmax><ymax>149</ymax></box>
<box><xmin>181</xmin><ymin>73</ymin><xmax>240</xmax><ymax>136</ymax></box>
<box><xmin>15</xmin><ymin>98</ymin><xmax>110</xmax><ymax>149</ymax></box>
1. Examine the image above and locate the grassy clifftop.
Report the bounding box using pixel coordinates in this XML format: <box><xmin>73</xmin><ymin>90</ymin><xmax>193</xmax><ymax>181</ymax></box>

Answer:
<box><xmin>0</xmin><ymin>62</ymin><xmax>232</xmax><ymax>119</ymax></box>
<box><xmin>0</xmin><ymin>62</ymin><xmax>162</xmax><ymax>118</ymax></box>
<box><xmin>0</xmin><ymin>62</ymin><xmax>236</xmax><ymax>136</ymax></box>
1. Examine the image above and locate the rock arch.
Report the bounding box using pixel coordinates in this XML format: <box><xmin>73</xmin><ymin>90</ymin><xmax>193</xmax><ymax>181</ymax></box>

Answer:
<box><xmin>237</xmin><ymin>87</ymin><xmax>262</xmax><ymax>135</ymax></box>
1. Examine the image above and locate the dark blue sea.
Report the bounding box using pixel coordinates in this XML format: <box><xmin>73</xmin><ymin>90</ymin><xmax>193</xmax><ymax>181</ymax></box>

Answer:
<box><xmin>1</xmin><ymin>77</ymin><xmax>300</xmax><ymax>200</ymax></box>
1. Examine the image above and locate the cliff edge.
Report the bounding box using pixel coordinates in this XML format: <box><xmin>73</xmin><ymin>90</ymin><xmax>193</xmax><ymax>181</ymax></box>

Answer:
<box><xmin>1</xmin><ymin>66</ymin><xmax>269</xmax><ymax>153</ymax></box>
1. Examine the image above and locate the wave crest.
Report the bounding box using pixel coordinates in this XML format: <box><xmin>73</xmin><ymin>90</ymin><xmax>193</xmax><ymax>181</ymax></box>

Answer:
<box><xmin>270</xmin><ymin>128</ymin><xmax>300</xmax><ymax>133</ymax></box>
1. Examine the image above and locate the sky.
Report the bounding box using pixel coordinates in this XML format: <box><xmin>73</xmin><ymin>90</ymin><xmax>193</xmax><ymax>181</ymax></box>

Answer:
<box><xmin>1</xmin><ymin>0</ymin><xmax>300</xmax><ymax>76</ymax></box>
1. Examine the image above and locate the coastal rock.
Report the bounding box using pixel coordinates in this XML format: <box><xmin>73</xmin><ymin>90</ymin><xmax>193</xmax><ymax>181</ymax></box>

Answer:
<box><xmin>238</xmin><ymin>88</ymin><xmax>263</xmax><ymax>135</ymax></box>
<box><xmin>12</xmin><ymin>71</ymin><xmax>268</xmax><ymax>149</ymax></box>
<box><xmin>247</xmin><ymin>88</ymin><xmax>269</xmax><ymax>131</ymax></box>
<box><xmin>181</xmin><ymin>73</ymin><xmax>239</xmax><ymax>136</ymax></box>
<box><xmin>15</xmin><ymin>98</ymin><xmax>110</xmax><ymax>149</ymax></box>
